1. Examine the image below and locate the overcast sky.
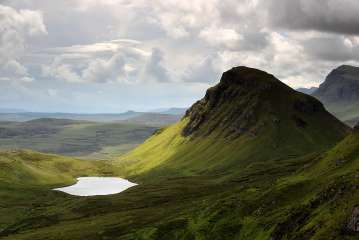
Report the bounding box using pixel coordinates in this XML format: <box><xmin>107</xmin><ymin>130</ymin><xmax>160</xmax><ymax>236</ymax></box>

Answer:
<box><xmin>1</xmin><ymin>0</ymin><xmax>359</xmax><ymax>113</ymax></box>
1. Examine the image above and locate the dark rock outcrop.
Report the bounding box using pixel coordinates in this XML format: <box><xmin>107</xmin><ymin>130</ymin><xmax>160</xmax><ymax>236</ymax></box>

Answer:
<box><xmin>346</xmin><ymin>206</ymin><xmax>359</xmax><ymax>233</ymax></box>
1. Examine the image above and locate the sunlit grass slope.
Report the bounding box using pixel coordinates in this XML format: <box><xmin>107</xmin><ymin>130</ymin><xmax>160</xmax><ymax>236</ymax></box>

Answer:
<box><xmin>0</xmin><ymin>150</ymin><xmax>111</xmax><ymax>186</ymax></box>
<box><xmin>0</xmin><ymin>150</ymin><xmax>118</xmax><ymax>237</ymax></box>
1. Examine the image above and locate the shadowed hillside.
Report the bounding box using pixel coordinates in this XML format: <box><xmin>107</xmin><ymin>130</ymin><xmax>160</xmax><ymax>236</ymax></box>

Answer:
<box><xmin>313</xmin><ymin>65</ymin><xmax>359</xmax><ymax>126</ymax></box>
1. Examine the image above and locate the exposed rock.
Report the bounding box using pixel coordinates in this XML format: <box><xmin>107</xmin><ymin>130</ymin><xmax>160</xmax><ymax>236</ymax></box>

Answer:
<box><xmin>346</xmin><ymin>206</ymin><xmax>359</xmax><ymax>232</ymax></box>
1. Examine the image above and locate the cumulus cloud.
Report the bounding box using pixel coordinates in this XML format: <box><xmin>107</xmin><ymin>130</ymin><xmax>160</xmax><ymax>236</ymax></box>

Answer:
<box><xmin>0</xmin><ymin>4</ymin><xmax>46</xmax><ymax>82</ymax></box>
<box><xmin>143</xmin><ymin>48</ymin><xmax>171</xmax><ymax>82</ymax></box>
<box><xmin>82</xmin><ymin>53</ymin><xmax>128</xmax><ymax>83</ymax></box>
<box><xmin>42</xmin><ymin>40</ymin><xmax>173</xmax><ymax>83</ymax></box>
<box><xmin>199</xmin><ymin>26</ymin><xmax>242</xmax><ymax>49</ymax></box>
<box><xmin>183</xmin><ymin>54</ymin><xmax>221</xmax><ymax>83</ymax></box>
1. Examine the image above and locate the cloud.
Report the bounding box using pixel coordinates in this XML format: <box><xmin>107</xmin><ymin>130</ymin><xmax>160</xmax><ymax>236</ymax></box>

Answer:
<box><xmin>0</xmin><ymin>4</ymin><xmax>46</xmax><ymax>82</ymax></box>
<box><xmin>182</xmin><ymin>54</ymin><xmax>221</xmax><ymax>83</ymax></box>
<box><xmin>267</xmin><ymin>0</ymin><xmax>359</xmax><ymax>35</ymax></box>
<box><xmin>143</xmin><ymin>48</ymin><xmax>171</xmax><ymax>82</ymax></box>
<box><xmin>199</xmin><ymin>26</ymin><xmax>242</xmax><ymax>49</ymax></box>
<box><xmin>81</xmin><ymin>53</ymin><xmax>128</xmax><ymax>83</ymax></box>
<box><xmin>302</xmin><ymin>36</ymin><xmax>359</xmax><ymax>61</ymax></box>
<box><xmin>42</xmin><ymin>40</ymin><xmax>173</xmax><ymax>83</ymax></box>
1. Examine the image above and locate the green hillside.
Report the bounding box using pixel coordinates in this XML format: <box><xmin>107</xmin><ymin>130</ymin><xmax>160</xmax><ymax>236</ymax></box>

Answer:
<box><xmin>1</xmin><ymin>67</ymin><xmax>358</xmax><ymax>240</ymax></box>
<box><xmin>0</xmin><ymin>150</ymin><xmax>116</xmax><ymax>236</ymax></box>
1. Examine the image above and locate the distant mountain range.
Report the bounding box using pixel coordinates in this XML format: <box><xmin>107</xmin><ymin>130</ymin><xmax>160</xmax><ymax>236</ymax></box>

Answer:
<box><xmin>0</xmin><ymin>109</ymin><xmax>185</xmax><ymax>123</ymax></box>
<box><xmin>312</xmin><ymin>65</ymin><xmax>359</xmax><ymax>126</ymax></box>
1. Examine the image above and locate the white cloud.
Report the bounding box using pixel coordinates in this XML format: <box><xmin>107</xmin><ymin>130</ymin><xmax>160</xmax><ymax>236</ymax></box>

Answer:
<box><xmin>42</xmin><ymin>40</ymin><xmax>173</xmax><ymax>83</ymax></box>
<box><xmin>0</xmin><ymin>4</ymin><xmax>46</xmax><ymax>82</ymax></box>
<box><xmin>183</xmin><ymin>54</ymin><xmax>221</xmax><ymax>83</ymax></box>
<box><xmin>143</xmin><ymin>48</ymin><xmax>171</xmax><ymax>82</ymax></box>
<box><xmin>82</xmin><ymin>53</ymin><xmax>127</xmax><ymax>83</ymax></box>
<box><xmin>199</xmin><ymin>26</ymin><xmax>242</xmax><ymax>48</ymax></box>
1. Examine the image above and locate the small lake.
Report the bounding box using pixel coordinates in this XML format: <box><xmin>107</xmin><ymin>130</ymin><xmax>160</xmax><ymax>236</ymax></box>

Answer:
<box><xmin>53</xmin><ymin>177</ymin><xmax>137</xmax><ymax>196</ymax></box>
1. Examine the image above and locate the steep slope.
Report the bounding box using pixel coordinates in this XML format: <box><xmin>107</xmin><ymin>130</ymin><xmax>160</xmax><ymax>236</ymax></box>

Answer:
<box><xmin>265</xmin><ymin>124</ymin><xmax>359</xmax><ymax>239</ymax></box>
<box><xmin>313</xmin><ymin>65</ymin><xmax>359</xmax><ymax>126</ymax></box>
<box><xmin>120</xmin><ymin>66</ymin><xmax>349</xmax><ymax>179</ymax></box>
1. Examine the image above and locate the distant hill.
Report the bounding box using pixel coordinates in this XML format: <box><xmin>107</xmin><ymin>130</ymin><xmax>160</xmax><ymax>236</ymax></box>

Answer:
<box><xmin>120</xmin><ymin>113</ymin><xmax>182</xmax><ymax>126</ymax></box>
<box><xmin>313</xmin><ymin>65</ymin><xmax>359</xmax><ymax>126</ymax></box>
<box><xmin>296</xmin><ymin>87</ymin><xmax>318</xmax><ymax>94</ymax></box>
<box><xmin>0</xmin><ymin>119</ymin><xmax>156</xmax><ymax>158</ymax></box>
<box><xmin>0</xmin><ymin>111</ymin><xmax>144</xmax><ymax>122</ymax></box>
<box><xmin>0</xmin><ymin>110</ymin><xmax>186</xmax><ymax>123</ymax></box>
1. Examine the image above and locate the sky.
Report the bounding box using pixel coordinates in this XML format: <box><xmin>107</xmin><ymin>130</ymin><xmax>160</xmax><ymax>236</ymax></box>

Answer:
<box><xmin>1</xmin><ymin>0</ymin><xmax>359</xmax><ymax>113</ymax></box>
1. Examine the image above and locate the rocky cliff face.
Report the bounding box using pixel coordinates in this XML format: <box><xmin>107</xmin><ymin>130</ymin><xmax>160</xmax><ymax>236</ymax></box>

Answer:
<box><xmin>313</xmin><ymin>65</ymin><xmax>359</xmax><ymax>104</ymax></box>
<box><xmin>182</xmin><ymin>66</ymin><xmax>341</xmax><ymax>138</ymax></box>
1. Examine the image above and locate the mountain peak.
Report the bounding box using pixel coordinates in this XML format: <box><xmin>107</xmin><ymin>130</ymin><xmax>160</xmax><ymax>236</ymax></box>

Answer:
<box><xmin>214</xmin><ymin>66</ymin><xmax>287</xmax><ymax>90</ymax></box>
<box><xmin>182</xmin><ymin>66</ymin><xmax>341</xmax><ymax>138</ymax></box>
<box><xmin>313</xmin><ymin>65</ymin><xmax>359</xmax><ymax>104</ymax></box>
<box><xmin>335</xmin><ymin>65</ymin><xmax>359</xmax><ymax>73</ymax></box>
